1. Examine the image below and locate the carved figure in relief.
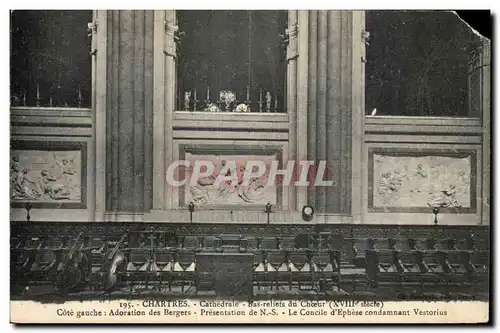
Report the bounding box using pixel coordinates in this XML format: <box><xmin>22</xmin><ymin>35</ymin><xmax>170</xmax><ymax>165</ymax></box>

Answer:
<box><xmin>190</xmin><ymin>185</ymin><xmax>209</xmax><ymax>205</ymax></box>
<box><xmin>55</xmin><ymin>157</ymin><xmax>77</xmax><ymax>190</ymax></box>
<box><xmin>38</xmin><ymin>169</ymin><xmax>70</xmax><ymax>200</ymax></box>
<box><xmin>427</xmin><ymin>184</ymin><xmax>461</xmax><ymax>208</ymax></box>
<box><xmin>12</xmin><ymin>168</ymin><xmax>40</xmax><ymax>199</ymax></box>
<box><xmin>185</xmin><ymin>156</ymin><xmax>272</xmax><ymax>206</ymax></box>
<box><xmin>415</xmin><ymin>164</ymin><xmax>428</xmax><ymax>178</ymax></box>
<box><xmin>373</xmin><ymin>154</ymin><xmax>471</xmax><ymax>208</ymax></box>
<box><xmin>184</xmin><ymin>91</ymin><xmax>191</xmax><ymax>111</ymax></box>
<box><xmin>10</xmin><ymin>151</ymin><xmax>81</xmax><ymax>202</ymax></box>
<box><xmin>377</xmin><ymin>171</ymin><xmax>403</xmax><ymax>203</ymax></box>
<box><xmin>238</xmin><ymin>178</ymin><xmax>266</xmax><ymax>203</ymax></box>
<box><xmin>11</xmin><ymin>155</ymin><xmax>22</xmax><ymax>175</ymax></box>
<box><xmin>235</xmin><ymin>163</ymin><xmax>267</xmax><ymax>203</ymax></box>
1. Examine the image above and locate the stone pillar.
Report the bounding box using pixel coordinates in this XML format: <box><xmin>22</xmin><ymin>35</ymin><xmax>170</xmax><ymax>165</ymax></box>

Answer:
<box><xmin>287</xmin><ymin>11</ymin><xmax>298</xmax><ymax>211</ymax></box>
<box><xmin>307</xmin><ymin>10</ymin><xmax>356</xmax><ymax>215</ymax></box>
<box><xmin>296</xmin><ymin>11</ymin><xmax>310</xmax><ymax>210</ymax></box>
<box><xmin>104</xmin><ymin>10</ymin><xmax>154</xmax><ymax>217</ymax></box>
<box><xmin>468</xmin><ymin>39</ymin><xmax>491</xmax><ymax>225</ymax></box>
<box><xmin>306</xmin><ymin>10</ymin><xmax>318</xmax><ymax>210</ymax></box>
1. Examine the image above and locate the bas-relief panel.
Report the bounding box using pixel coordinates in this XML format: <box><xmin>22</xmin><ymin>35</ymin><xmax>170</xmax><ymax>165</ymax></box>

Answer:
<box><xmin>184</xmin><ymin>153</ymin><xmax>278</xmax><ymax>207</ymax></box>
<box><xmin>10</xmin><ymin>150</ymin><xmax>81</xmax><ymax>203</ymax></box>
<box><xmin>372</xmin><ymin>154</ymin><xmax>472</xmax><ymax>209</ymax></box>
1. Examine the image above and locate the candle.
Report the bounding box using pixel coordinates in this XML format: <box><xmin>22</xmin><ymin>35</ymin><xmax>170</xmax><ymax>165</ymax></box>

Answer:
<box><xmin>207</xmin><ymin>86</ymin><xmax>210</xmax><ymax>101</ymax></box>
<box><xmin>246</xmin><ymin>85</ymin><xmax>250</xmax><ymax>101</ymax></box>
<box><xmin>259</xmin><ymin>89</ymin><xmax>263</xmax><ymax>112</ymax></box>
<box><xmin>78</xmin><ymin>85</ymin><xmax>82</xmax><ymax>107</ymax></box>
<box><xmin>36</xmin><ymin>83</ymin><xmax>40</xmax><ymax>106</ymax></box>
<box><xmin>193</xmin><ymin>88</ymin><xmax>197</xmax><ymax>111</ymax></box>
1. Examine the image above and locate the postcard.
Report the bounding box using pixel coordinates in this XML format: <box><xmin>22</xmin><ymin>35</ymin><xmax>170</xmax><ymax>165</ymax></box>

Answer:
<box><xmin>9</xmin><ymin>9</ymin><xmax>491</xmax><ymax>324</ymax></box>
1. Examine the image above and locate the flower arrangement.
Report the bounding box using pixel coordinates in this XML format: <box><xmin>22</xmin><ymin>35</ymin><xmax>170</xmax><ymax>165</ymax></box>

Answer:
<box><xmin>234</xmin><ymin>103</ymin><xmax>250</xmax><ymax>112</ymax></box>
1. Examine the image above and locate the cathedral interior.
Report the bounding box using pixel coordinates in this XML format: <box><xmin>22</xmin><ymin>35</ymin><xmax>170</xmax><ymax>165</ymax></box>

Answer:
<box><xmin>10</xmin><ymin>10</ymin><xmax>490</xmax><ymax>301</ymax></box>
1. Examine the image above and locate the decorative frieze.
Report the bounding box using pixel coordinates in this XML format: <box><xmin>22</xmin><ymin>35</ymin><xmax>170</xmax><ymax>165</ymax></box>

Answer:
<box><xmin>10</xmin><ymin>141</ymin><xmax>87</xmax><ymax>209</ymax></box>
<box><xmin>183</xmin><ymin>153</ymin><xmax>278</xmax><ymax>207</ymax></box>
<box><xmin>11</xmin><ymin>151</ymin><xmax>81</xmax><ymax>202</ymax></box>
<box><xmin>373</xmin><ymin>154</ymin><xmax>471</xmax><ymax>208</ymax></box>
<box><xmin>369</xmin><ymin>149</ymin><xmax>477</xmax><ymax>213</ymax></box>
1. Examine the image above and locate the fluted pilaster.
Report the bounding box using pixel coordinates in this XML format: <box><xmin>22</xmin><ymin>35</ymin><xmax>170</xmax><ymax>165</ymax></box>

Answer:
<box><xmin>468</xmin><ymin>39</ymin><xmax>491</xmax><ymax>225</ymax></box>
<box><xmin>307</xmin><ymin>10</ymin><xmax>354</xmax><ymax>214</ymax></box>
<box><xmin>105</xmin><ymin>10</ymin><xmax>154</xmax><ymax>213</ymax></box>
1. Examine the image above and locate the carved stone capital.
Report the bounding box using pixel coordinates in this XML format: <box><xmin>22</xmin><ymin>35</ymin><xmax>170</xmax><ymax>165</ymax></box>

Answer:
<box><xmin>285</xmin><ymin>24</ymin><xmax>299</xmax><ymax>40</ymax></box>
<box><xmin>286</xmin><ymin>23</ymin><xmax>299</xmax><ymax>61</ymax></box>
<box><xmin>164</xmin><ymin>21</ymin><xmax>179</xmax><ymax>36</ymax></box>
<box><xmin>468</xmin><ymin>38</ymin><xmax>491</xmax><ymax>70</ymax></box>
<box><xmin>361</xmin><ymin>29</ymin><xmax>370</xmax><ymax>46</ymax></box>
<box><xmin>87</xmin><ymin>22</ymin><xmax>97</xmax><ymax>36</ymax></box>
<box><xmin>164</xmin><ymin>21</ymin><xmax>181</xmax><ymax>58</ymax></box>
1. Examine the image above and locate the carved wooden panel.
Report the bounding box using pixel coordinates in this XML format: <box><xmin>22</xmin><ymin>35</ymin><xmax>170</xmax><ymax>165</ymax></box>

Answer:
<box><xmin>10</xmin><ymin>141</ymin><xmax>87</xmax><ymax>209</ymax></box>
<box><xmin>368</xmin><ymin>148</ymin><xmax>477</xmax><ymax>213</ymax></box>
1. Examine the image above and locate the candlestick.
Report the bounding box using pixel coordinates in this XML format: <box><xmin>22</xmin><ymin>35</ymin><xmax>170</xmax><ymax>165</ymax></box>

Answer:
<box><xmin>36</xmin><ymin>83</ymin><xmax>40</xmax><ymax>107</ymax></box>
<box><xmin>266</xmin><ymin>92</ymin><xmax>272</xmax><ymax>112</ymax></box>
<box><xmin>259</xmin><ymin>89</ymin><xmax>263</xmax><ymax>112</ymax></box>
<box><xmin>184</xmin><ymin>91</ymin><xmax>191</xmax><ymax>111</ymax></box>
<box><xmin>78</xmin><ymin>85</ymin><xmax>82</xmax><ymax>108</ymax></box>
<box><xmin>193</xmin><ymin>88</ymin><xmax>197</xmax><ymax>111</ymax></box>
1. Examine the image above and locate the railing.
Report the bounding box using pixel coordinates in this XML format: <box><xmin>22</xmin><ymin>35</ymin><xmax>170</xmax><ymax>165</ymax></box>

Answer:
<box><xmin>10</xmin><ymin>82</ymin><xmax>88</xmax><ymax>109</ymax></box>
<box><xmin>178</xmin><ymin>87</ymin><xmax>284</xmax><ymax>113</ymax></box>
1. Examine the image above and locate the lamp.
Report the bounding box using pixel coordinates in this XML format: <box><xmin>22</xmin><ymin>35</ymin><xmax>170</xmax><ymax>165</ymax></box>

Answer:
<box><xmin>188</xmin><ymin>202</ymin><xmax>195</xmax><ymax>223</ymax></box>
<box><xmin>265</xmin><ymin>202</ymin><xmax>272</xmax><ymax>224</ymax></box>
<box><xmin>432</xmin><ymin>206</ymin><xmax>440</xmax><ymax>225</ymax></box>
<box><xmin>25</xmin><ymin>202</ymin><xmax>32</xmax><ymax>222</ymax></box>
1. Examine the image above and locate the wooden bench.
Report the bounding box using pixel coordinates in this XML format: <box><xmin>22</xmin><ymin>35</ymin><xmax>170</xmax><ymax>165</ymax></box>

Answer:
<box><xmin>365</xmin><ymin>236</ymin><xmax>489</xmax><ymax>299</ymax></box>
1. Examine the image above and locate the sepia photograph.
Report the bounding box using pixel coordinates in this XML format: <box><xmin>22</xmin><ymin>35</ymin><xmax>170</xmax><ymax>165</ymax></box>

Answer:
<box><xmin>7</xmin><ymin>8</ymin><xmax>492</xmax><ymax>324</ymax></box>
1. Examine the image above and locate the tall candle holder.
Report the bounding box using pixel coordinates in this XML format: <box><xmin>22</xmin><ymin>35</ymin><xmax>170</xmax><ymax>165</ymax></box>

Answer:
<box><xmin>35</xmin><ymin>83</ymin><xmax>41</xmax><ymax>107</ymax></box>
<box><xmin>258</xmin><ymin>89</ymin><xmax>263</xmax><ymax>112</ymax></box>
<box><xmin>184</xmin><ymin>91</ymin><xmax>191</xmax><ymax>111</ymax></box>
<box><xmin>193</xmin><ymin>88</ymin><xmax>199</xmax><ymax>111</ymax></box>
<box><xmin>265</xmin><ymin>92</ymin><xmax>272</xmax><ymax>112</ymax></box>
<box><xmin>25</xmin><ymin>202</ymin><xmax>32</xmax><ymax>222</ymax></box>
<box><xmin>432</xmin><ymin>206</ymin><xmax>440</xmax><ymax>225</ymax></box>
<box><xmin>204</xmin><ymin>86</ymin><xmax>211</xmax><ymax>108</ymax></box>
<box><xmin>244</xmin><ymin>85</ymin><xmax>252</xmax><ymax>111</ymax></box>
